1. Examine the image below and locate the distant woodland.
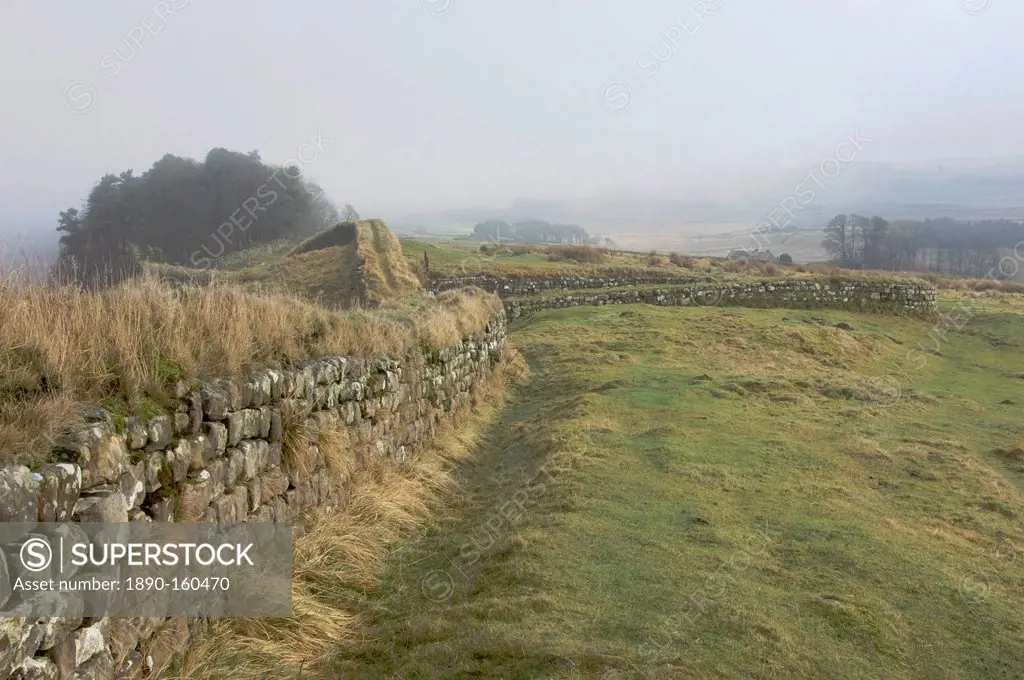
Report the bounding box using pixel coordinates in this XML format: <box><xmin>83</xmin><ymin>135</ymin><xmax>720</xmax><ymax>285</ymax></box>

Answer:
<box><xmin>822</xmin><ymin>215</ymin><xmax>1024</xmax><ymax>277</ymax></box>
<box><xmin>471</xmin><ymin>219</ymin><xmax>600</xmax><ymax>245</ymax></box>
<box><xmin>55</xmin><ymin>148</ymin><xmax>355</xmax><ymax>285</ymax></box>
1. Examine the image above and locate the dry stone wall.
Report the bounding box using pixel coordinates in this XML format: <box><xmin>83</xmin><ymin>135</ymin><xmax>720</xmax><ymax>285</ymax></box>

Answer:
<box><xmin>430</xmin><ymin>272</ymin><xmax>709</xmax><ymax>297</ymax></box>
<box><xmin>0</xmin><ymin>312</ymin><xmax>507</xmax><ymax>680</ymax></box>
<box><xmin>504</xmin><ymin>280</ymin><xmax>937</xmax><ymax>318</ymax></box>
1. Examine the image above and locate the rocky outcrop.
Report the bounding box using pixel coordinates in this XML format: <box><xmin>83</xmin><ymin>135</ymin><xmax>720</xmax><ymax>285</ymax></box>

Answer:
<box><xmin>0</xmin><ymin>311</ymin><xmax>507</xmax><ymax>679</ymax></box>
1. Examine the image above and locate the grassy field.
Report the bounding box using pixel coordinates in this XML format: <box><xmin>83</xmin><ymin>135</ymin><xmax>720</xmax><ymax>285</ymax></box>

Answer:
<box><xmin>401</xmin><ymin>238</ymin><xmax>719</xmax><ymax>278</ymax></box>
<box><xmin>328</xmin><ymin>297</ymin><xmax>1023</xmax><ymax>679</ymax></box>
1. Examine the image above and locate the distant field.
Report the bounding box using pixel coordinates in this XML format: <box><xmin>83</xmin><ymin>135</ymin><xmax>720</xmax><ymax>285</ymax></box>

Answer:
<box><xmin>681</xmin><ymin>226</ymin><xmax>829</xmax><ymax>263</ymax></box>
<box><xmin>332</xmin><ymin>295</ymin><xmax>1024</xmax><ymax>679</ymax></box>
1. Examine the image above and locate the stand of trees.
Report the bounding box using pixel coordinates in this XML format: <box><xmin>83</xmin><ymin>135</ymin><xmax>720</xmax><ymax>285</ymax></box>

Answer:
<box><xmin>471</xmin><ymin>219</ymin><xmax>598</xmax><ymax>245</ymax></box>
<box><xmin>822</xmin><ymin>214</ymin><xmax>1023</xmax><ymax>277</ymax></box>
<box><xmin>56</xmin><ymin>148</ymin><xmax>346</xmax><ymax>286</ymax></box>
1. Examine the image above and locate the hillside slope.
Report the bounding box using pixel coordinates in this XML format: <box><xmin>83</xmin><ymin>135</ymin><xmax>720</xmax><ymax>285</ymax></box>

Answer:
<box><xmin>274</xmin><ymin>219</ymin><xmax>421</xmax><ymax>307</ymax></box>
<box><xmin>354</xmin><ymin>219</ymin><xmax>423</xmax><ymax>302</ymax></box>
<box><xmin>151</xmin><ymin>220</ymin><xmax>422</xmax><ymax>308</ymax></box>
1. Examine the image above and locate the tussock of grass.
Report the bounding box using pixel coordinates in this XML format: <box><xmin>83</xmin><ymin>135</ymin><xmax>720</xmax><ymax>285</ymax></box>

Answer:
<box><xmin>545</xmin><ymin>245</ymin><xmax>608</xmax><ymax>264</ymax></box>
<box><xmin>176</xmin><ymin>362</ymin><xmax>515</xmax><ymax>680</ymax></box>
<box><xmin>0</xmin><ymin>275</ymin><xmax>500</xmax><ymax>466</ymax></box>
<box><xmin>281</xmin><ymin>408</ymin><xmax>357</xmax><ymax>484</ymax></box>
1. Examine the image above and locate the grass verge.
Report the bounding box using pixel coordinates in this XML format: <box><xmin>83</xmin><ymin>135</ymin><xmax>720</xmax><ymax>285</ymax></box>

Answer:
<box><xmin>174</xmin><ymin>358</ymin><xmax>526</xmax><ymax>679</ymax></box>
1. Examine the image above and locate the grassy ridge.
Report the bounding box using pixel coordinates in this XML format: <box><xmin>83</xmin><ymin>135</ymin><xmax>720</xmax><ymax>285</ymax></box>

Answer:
<box><xmin>331</xmin><ymin>300</ymin><xmax>1023</xmax><ymax>678</ymax></box>
<box><xmin>151</xmin><ymin>220</ymin><xmax>423</xmax><ymax>308</ymax></box>
<box><xmin>357</xmin><ymin>219</ymin><xmax>423</xmax><ymax>302</ymax></box>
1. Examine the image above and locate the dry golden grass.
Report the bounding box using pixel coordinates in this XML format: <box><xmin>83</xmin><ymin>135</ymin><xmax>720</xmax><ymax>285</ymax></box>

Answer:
<box><xmin>153</xmin><ymin>220</ymin><xmax>423</xmax><ymax>309</ymax></box>
<box><xmin>175</xmin><ymin>361</ymin><xmax>515</xmax><ymax>680</ymax></box>
<box><xmin>281</xmin><ymin>409</ymin><xmax>357</xmax><ymax>485</ymax></box>
<box><xmin>355</xmin><ymin>219</ymin><xmax>423</xmax><ymax>302</ymax></box>
<box><xmin>262</xmin><ymin>244</ymin><xmax>366</xmax><ymax>308</ymax></box>
<box><xmin>545</xmin><ymin>245</ymin><xmax>608</xmax><ymax>264</ymax></box>
<box><xmin>0</xmin><ymin>274</ymin><xmax>500</xmax><ymax>465</ymax></box>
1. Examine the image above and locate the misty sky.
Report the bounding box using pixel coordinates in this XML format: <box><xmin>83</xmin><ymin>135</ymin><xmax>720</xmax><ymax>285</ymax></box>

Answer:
<box><xmin>2</xmin><ymin>0</ymin><xmax>1023</xmax><ymax>235</ymax></box>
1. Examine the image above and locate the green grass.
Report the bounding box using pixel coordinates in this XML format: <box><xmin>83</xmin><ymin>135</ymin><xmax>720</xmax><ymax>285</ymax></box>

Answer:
<box><xmin>401</xmin><ymin>237</ymin><xmax>707</xmax><ymax>278</ymax></box>
<box><xmin>332</xmin><ymin>301</ymin><xmax>1024</xmax><ymax>679</ymax></box>
<box><xmin>399</xmin><ymin>237</ymin><xmax>946</xmax><ymax>290</ymax></box>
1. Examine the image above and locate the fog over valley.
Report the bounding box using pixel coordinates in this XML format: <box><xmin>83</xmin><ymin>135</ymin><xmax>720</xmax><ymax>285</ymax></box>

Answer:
<box><xmin>2</xmin><ymin>0</ymin><xmax>1023</xmax><ymax>256</ymax></box>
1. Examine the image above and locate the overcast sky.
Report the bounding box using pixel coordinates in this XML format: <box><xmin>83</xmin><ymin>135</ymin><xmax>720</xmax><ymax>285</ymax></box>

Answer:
<box><xmin>2</xmin><ymin>0</ymin><xmax>1022</xmax><ymax>236</ymax></box>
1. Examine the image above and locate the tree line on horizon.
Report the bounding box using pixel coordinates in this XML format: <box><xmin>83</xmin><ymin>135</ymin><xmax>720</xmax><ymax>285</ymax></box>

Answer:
<box><xmin>55</xmin><ymin>147</ymin><xmax>357</xmax><ymax>286</ymax></box>
<box><xmin>471</xmin><ymin>219</ymin><xmax>602</xmax><ymax>246</ymax></box>
<box><xmin>822</xmin><ymin>215</ymin><xmax>1024</xmax><ymax>277</ymax></box>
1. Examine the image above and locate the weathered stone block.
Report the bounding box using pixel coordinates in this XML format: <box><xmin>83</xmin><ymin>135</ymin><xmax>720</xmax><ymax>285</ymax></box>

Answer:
<box><xmin>266</xmin><ymin>442</ymin><xmax>282</xmax><ymax>469</ymax></box>
<box><xmin>143</xmin><ymin>450</ymin><xmax>163</xmax><ymax>493</ymax></box>
<box><xmin>203</xmin><ymin>422</ymin><xmax>228</xmax><ymax>453</ymax></box>
<box><xmin>176</xmin><ymin>473</ymin><xmax>216</xmax><ymax>522</ymax></box>
<box><xmin>250</xmin><ymin>505</ymin><xmax>275</xmax><ymax>523</ymax></box>
<box><xmin>123</xmin><ymin>417</ymin><xmax>148</xmax><ymax>450</ymax></box>
<box><xmin>160</xmin><ymin>441</ymin><xmax>191</xmax><ymax>487</ymax></box>
<box><xmin>145</xmin><ymin>416</ymin><xmax>173</xmax><ymax>450</ymax></box>
<box><xmin>227</xmin><ymin>409</ymin><xmax>262</xmax><ymax>447</ymax></box>
<box><xmin>73</xmin><ymin>488</ymin><xmax>128</xmax><ymax>523</ymax></box>
<box><xmin>269</xmin><ymin>409</ymin><xmax>283</xmax><ymax>442</ymax></box>
<box><xmin>235</xmin><ymin>441</ymin><xmax>263</xmax><ymax>481</ymax></box>
<box><xmin>259</xmin><ymin>468</ymin><xmax>289</xmax><ymax>499</ymax></box>
<box><xmin>0</xmin><ymin>467</ymin><xmax>40</xmax><ymax>525</ymax></box>
<box><xmin>244</xmin><ymin>476</ymin><xmax>261</xmax><ymax>512</ymax></box>
<box><xmin>205</xmin><ymin>459</ymin><xmax>226</xmax><ymax>497</ymax></box>
<box><xmin>186</xmin><ymin>434</ymin><xmax>215</xmax><ymax>472</ymax></box>
<box><xmin>0</xmin><ymin>615</ymin><xmax>44</xmax><ymax>677</ymax></box>
<box><xmin>10</xmin><ymin>656</ymin><xmax>58</xmax><ymax>679</ymax></box>
<box><xmin>270</xmin><ymin>497</ymin><xmax>288</xmax><ymax>523</ymax></box>
<box><xmin>73</xmin><ymin>621</ymin><xmax>108</xmax><ymax>667</ymax></box>
<box><xmin>73</xmin><ymin>649</ymin><xmax>113</xmax><ymax>680</ymax></box>
<box><xmin>199</xmin><ymin>382</ymin><xmax>229</xmax><ymax>420</ymax></box>
<box><xmin>230</xmin><ymin>481</ymin><xmax>247</xmax><ymax>518</ymax></box>
<box><xmin>259</xmin><ymin>406</ymin><xmax>273</xmax><ymax>439</ymax></box>
<box><xmin>44</xmin><ymin>631</ymin><xmax>75</xmax><ymax>680</ymax></box>
<box><xmin>172</xmin><ymin>411</ymin><xmax>190</xmax><ymax>436</ymax></box>
<box><xmin>215</xmin><ymin>377</ymin><xmax>246</xmax><ymax>411</ymax></box>
<box><xmin>32</xmin><ymin>592</ymin><xmax>84</xmax><ymax>651</ymax></box>
<box><xmin>118</xmin><ymin>462</ymin><xmax>145</xmax><ymax>511</ymax></box>
<box><xmin>55</xmin><ymin>423</ymin><xmax>129</xmax><ymax>489</ymax></box>
<box><xmin>224</xmin><ymin>448</ymin><xmax>243</xmax><ymax>489</ymax></box>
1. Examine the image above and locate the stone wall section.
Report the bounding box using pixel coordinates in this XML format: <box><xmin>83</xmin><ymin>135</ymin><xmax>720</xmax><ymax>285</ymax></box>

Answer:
<box><xmin>503</xmin><ymin>280</ymin><xmax>936</xmax><ymax>318</ymax></box>
<box><xmin>0</xmin><ymin>312</ymin><xmax>507</xmax><ymax>680</ymax></box>
<box><xmin>430</xmin><ymin>272</ymin><xmax>709</xmax><ymax>297</ymax></box>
